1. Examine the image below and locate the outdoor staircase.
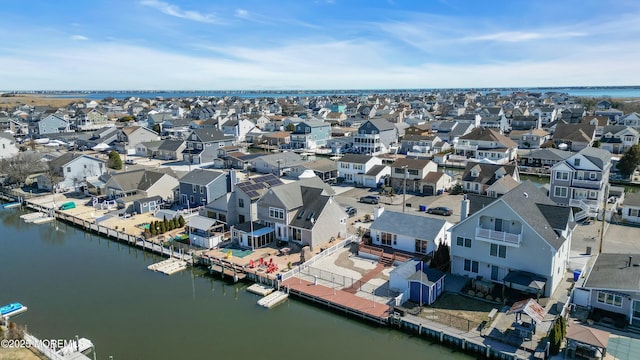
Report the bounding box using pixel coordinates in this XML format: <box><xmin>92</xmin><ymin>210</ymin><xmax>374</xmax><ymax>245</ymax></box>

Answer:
<box><xmin>379</xmin><ymin>253</ymin><xmax>394</xmax><ymax>267</ymax></box>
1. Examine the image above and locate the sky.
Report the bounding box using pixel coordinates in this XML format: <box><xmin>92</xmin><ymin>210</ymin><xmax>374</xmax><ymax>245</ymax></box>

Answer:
<box><xmin>1</xmin><ymin>0</ymin><xmax>639</xmax><ymax>90</ymax></box>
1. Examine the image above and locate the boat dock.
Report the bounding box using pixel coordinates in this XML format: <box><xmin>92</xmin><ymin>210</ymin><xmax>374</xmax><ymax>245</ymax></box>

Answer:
<box><xmin>257</xmin><ymin>290</ymin><xmax>289</xmax><ymax>308</ymax></box>
<box><xmin>247</xmin><ymin>283</ymin><xmax>275</xmax><ymax>296</ymax></box>
<box><xmin>147</xmin><ymin>258</ymin><xmax>188</xmax><ymax>275</ymax></box>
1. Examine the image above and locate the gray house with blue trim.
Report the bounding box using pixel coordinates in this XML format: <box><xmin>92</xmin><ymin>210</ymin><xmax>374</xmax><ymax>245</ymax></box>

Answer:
<box><xmin>289</xmin><ymin>120</ymin><xmax>331</xmax><ymax>150</ymax></box>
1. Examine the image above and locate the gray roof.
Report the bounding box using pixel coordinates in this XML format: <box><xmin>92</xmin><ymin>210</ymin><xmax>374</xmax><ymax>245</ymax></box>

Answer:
<box><xmin>191</xmin><ymin>128</ymin><xmax>228</xmax><ymax>142</ymax></box>
<box><xmin>462</xmin><ymin>161</ymin><xmax>518</xmax><ymax>186</ymax></box>
<box><xmin>369</xmin><ymin>210</ymin><xmax>448</xmax><ymax>241</ymax></box>
<box><xmin>624</xmin><ymin>192</ymin><xmax>640</xmax><ymax>207</ymax></box>
<box><xmin>366</xmin><ymin>118</ymin><xmax>396</xmax><ymax>131</ymax></box>
<box><xmin>577</xmin><ymin>147</ymin><xmax>612</xmax><ymax>170</ymax></box>
<box><xmin>365</xmin><ymin>164</ymin><xmax>387</xmax><ymax>176</ymax></box>
<box><xmin>408</xmin><ymin>267</ymin><xmax>446</xmax><ymax>286</ymax></box>
<box><xmin>338</xmin><ymin>154</ymin><xmax>374</xmax><ymax>164</ymax></box>
<box><xmin>289</xmin><ymin>187</ymin><xmax>331</xmax><ymax>230</ymax></box>
<box><xmin>268</xmin><ymin>176</ymin><xmax>334</xmax><ymax>210</ymax></box>
<box><xmin>105</xmin><ymin>169</ymin><xmax>168</xmax><ymax>192</ymax></box>
<box><xmin>186</xmin><ymin>215</ymin><xmax>218</xmax><ymax>231</ymax></box>
<box><xmin>256</xmin><ymin>151</ymin><xmax>304</xmax><ymax>167</ymax></box>
<box><xmin>180</xmin><ymin>168</ymin><xmax>224</xmax><ymax>186</ymax></box>
<box><xmin>521</xmin><ymin>148</ymin><xmax>573</xmax><ymax>161</ymax></box>
<box><xmin>583</xmin><ymin>253</ymin><xmax>640</xmax><ymax>290</ymax></box>
<box><xmin>158</xmin><ymin>139</ymin><xmax>184</xmax><ymax>151</ymax></box>
<box><xmin>498</xmin><ymin>181</ymin><xmax>571</xmax><ymax>250</ymax></box>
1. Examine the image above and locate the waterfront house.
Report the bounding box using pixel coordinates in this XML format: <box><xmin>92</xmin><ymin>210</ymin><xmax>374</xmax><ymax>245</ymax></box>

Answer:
<box><xmin>186</xmin><ymin>215</ymin><xmax>226</xmax><ymax>249</ymax></box>
<box><xmin>289</xmin><ymin>158</ymin><xmax>338</xmax><ymax>183</ymax></box>
<box><xmin>135</xmin><ymin>140</ymin><xmax>163</xmax><ymax>158</ymax></box>
<box><xmin>572</xmin><ymin>253</ymin><xmax>640</xmax><ymax>327</ymax></box>
<box><xmin>0</xmin><ymin>132</ymin><xmax>19</xmax><ymax>159</ymax></box>
<box><xmin>255</xmin><ymin>176</ymin><xmax>346</xmax><ymax>250</ymax></box>
<box><xmin>182</xmin><ymin>128</ymin><xmax>234</xmax><ymax>165</ymax></box>
<box><xmin>400</xmin><ymin>134</ymin><xmax>449</xmax><ymax>158</ymax></box>
<box><xmin>599</xmin><ymin>125</ymin><xmax>639</xmax><ymax>154</ymax></box>
<box><xmin>289</xmin><ymin>120</ymin><xmax>331</xmax><ymax>150</ymax></box>
<box><xmin>581</xmin><ymin>116</ymin><xmax>610</xmax><ymax>139</ymax></box>
<box><xmin>337</xmin><ymin>154</ymin><xmax>383</xmax><ymax>186</ymax></box>
<box><xmin>454</xmin><ymin>127</ymin><xmax>518</xmax><ymax>165</ymax></box>
<box><xmin>178</xmin><ymin>168</ymin><xmax>230</xmax><ymax>208</ymax></box>
<box><xmin>115</xmin><ymin>126</ymin><xmax>161</xmax><ymax>155</ymax></box>
<box><xmin>103</xmin><ymin>168</ymin><xmax>179</xmax><ymax>203</ymax></box>
<box><xmin>450</xmin><ymin>181</ymin><xmax>574</xmax><ymax>298</ymax></box>
<box><xmin>389</xmin><ymin>260</ymin><xmax>446</xmax><ymax>306</ymax></box>
<box><xmin>621</xmin><ymin>192</ymin><xmax>640</xmax><ymax>224</ymax></box>
<box><xmin>133</xmin><ymin>195</ymin><xmax>163</xmax><ymax>214</ymax></box>
<box><xmin>75</xmin><ymin>108</ymin><xmax>109</xmax><ymax>131</ymax></box>
<box><xmin>461</xmin><ymin>161</ymin><xmax>520</xmax><ymax>196</ymax></box>
<box><xmin>549</xmin><ymin>147</ymin><xmax>612</xmax><ymax>220</ymax></box>
<box><xmin>369</xmin><ymin>207</ymin><xmax>452</xmax><ymax>256</ymax></box>
<box><xmin>551</xmin><ymin>123</ymin><xmax>596</xmax><ymax>151</ymax></box>
<box><xmin>517</xmin><ymin>148</ymin><xmax>573</xmax><ymax>169</ymax></box>
<box><xmin>388</xmin><ymin>158</ymin><xmax>438</xmax><ymax>193</ymax></box>
<box><xmin>404</xmin><ymin>123</ymin><xmax>432</xmax><ymax>136</ymax></box>
<box><xmin>36</xmin><ymin>113</ymin><xmax>71</xmax><ymax>135</ymax></box>
<box><xmin>529</xmin><ymin>106</ymin><xmax>558</xmax><ymax>126</ymax></box>
<box><xmin>509</xmin><ymin>129</ymin><xmax>550</xmax><ymax>149</ymax></box>
<box><xmin>38</xmin><ymin>153</ymin><xmax>106</xmax><ymax>192</ymax></box>
<box><xmin>353</xmin><ymin>119</ymin><xmax>398</xmax><ymax>155</ymax></box>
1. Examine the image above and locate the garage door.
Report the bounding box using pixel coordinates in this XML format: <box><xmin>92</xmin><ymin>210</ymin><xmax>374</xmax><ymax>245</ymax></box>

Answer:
<box><xmin>364</xmin><ymin>178</ymin><xmax>377</xmax><ymax>188</ymax></box>
<box><xmin>422</xmin><ymin>185</ymin><xmax>434</xmax><ymax>196</ymax></box>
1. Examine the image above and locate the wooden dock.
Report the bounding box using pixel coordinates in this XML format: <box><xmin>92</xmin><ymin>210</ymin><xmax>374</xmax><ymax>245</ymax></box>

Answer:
<box><xmin>257</xmin><ymin>291</ymin><xmax>289</xmax><ymax>308</ymax></box>
<box><xmin>283</xmin><ymin>278</ymin><xmax>390</xmax><ymax>325</ymax></box>
<box><xmin>148</xmin><ymin>258</ymin><xmax>188</xmax><ymax>275</ymax></box>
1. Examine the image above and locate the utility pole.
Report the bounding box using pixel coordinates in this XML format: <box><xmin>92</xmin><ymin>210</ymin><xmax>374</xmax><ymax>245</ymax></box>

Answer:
<box><xmin>598</xmin><ymin>184</ymin><xmax>609</xmax><ymax>253</ymax></box>
<box><xmin>402</xmin><ymin>165</ymin><xmax>408</xmax><ymax>213</ymax></box>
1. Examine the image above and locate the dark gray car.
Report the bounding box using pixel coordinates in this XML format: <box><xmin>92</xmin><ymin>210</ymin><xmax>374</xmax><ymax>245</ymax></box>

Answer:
<box><xmin>359</xmin><ymin>195</ymin><xmax>380</xmax><ymax>204</ymax></box>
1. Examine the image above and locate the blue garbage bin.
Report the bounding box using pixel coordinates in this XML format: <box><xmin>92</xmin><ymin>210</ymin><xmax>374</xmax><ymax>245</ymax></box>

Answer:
<box><xmin>419</xmin><ymin>205</ymin><xmax>427</xmax><ymax>212</ymax></box>
<box><xmin>573</xmin><ymin>270</ymin><xmax>581</xmax><ymax>282</ymax></box>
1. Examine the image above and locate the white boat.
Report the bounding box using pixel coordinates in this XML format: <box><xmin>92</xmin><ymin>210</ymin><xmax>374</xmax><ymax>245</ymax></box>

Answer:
<box><xmin>2</xmin><ymin>202</ymin><xmax>21</xmax><ymax>209</ymax></box>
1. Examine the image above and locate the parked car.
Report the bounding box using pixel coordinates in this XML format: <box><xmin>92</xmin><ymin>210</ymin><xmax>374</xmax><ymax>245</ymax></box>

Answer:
<box><xmin>359</xmin><ymin>195</ymin><xmax>380</xmax><ymax>204</ymax></box>
<box><xmin>125</xmin><ymin>159</ymin><xmax>136</xmax><ymax>165</ymax></box>
<box><xmin>345</xmin><ymin>206</ymin><xmax>357</xmax><ymax>217</ymax></box>
<box><xmin>427</xmin><ymin>206</ymin><xmax>453</xmax><ymax>216</ymax></box>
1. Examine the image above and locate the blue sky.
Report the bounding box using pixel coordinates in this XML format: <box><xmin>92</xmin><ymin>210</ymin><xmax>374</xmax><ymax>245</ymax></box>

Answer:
<box><xmin>1</xmin><ymin>0</ymin><xmax>639</xmax><ymax>90</ymax></box>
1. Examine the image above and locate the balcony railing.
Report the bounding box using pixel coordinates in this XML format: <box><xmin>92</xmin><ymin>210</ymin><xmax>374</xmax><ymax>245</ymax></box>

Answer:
<box><xmin>571</xmin><ymin>178</ymin><xmax>602</xmax><ymax>189</ymax></box>
<box><xmin>569</xmin><ymin>198</ymin><xmax>599</xmax><ymax>212</ymax></box>
<box><xmin>476</xmin><ymin>227</ymin><xmax>521</xmax><ymax>246</ymax></box>
<box><xmin>455</xmin><ymin>144</ymin><xmax>478</xmax><ymax>151</ymax></box>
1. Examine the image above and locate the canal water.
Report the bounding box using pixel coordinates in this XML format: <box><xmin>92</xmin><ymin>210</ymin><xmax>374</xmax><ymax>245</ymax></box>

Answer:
<box><xmin>0</xmin><ymin>208</ymin><xmax>470</xmax><ymax>360</ymax></box>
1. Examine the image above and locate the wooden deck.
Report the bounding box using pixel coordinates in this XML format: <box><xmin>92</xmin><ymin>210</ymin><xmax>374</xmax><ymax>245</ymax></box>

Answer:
<box><xmin>283</xmin><ymin>277</ymin><xmax>390</xmax><ymax>325</ymax></box>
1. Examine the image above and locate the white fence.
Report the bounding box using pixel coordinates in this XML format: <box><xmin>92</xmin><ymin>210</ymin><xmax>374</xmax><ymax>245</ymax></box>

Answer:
<box><xmin>279</xmin><ymin>235</ymin><xmax>355</xmax><ymax>282</ymax></box>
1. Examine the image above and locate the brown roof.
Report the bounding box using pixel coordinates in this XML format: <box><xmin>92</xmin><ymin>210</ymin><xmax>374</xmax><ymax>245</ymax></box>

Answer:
<box><xmin>553</xmin><ymin>123</ymin><xmax>595</xmax><ymax>143</ymax></box>
<box><xmin>566</xmin><ymin>323</ymin><xmax>609</xmax><ymax>349</ymax></box>
<box><xmin>506</xmin><ymin>298</ymin><xmax>546</xmax><ymax>324</ymax></box>
<box><xmin>460</xmin><ymin>127</ymin><xmax>518</xmax><ymax>148</ymax></box>
<box><xmin>264</xmin><ymin>131</ymin><xmax>290</xmax><ymax>139</ymax></box>
<box><xmin>390</xmin><ymin>157</ymin><xmax>433</xmax><ymax>169</ymax></box>
<box><xmin>581</xmin><ymin>115</ymin><xmax>609</xmax><ymax>127</ymax></box>
<box><xmin>422</xmin><ymin>171</ymin><xmax>446</xmax><ymax>183</ymax></box>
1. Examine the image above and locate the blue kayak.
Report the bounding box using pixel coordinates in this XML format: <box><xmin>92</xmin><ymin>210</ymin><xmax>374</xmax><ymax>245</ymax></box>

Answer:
<box><xmin>0</xmin><ymin>302</ymin><xmax>23</xmax><ymax>315</ymax></box>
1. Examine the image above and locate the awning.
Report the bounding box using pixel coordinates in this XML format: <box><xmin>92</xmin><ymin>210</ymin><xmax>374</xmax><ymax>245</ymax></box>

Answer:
<box><xmin>503</xmin><ymin>270</ymin><xmax>546</xmax><ymax>290</ymax></box>
<box><xmin>567</xmin><ymin>323</ymin><xmax>609</xmax><ymax>349</ymax></box>
<box><xmin>507</xmin><ymin>298</ymin><xmax>547</xmax><ymax>324</ymax></box>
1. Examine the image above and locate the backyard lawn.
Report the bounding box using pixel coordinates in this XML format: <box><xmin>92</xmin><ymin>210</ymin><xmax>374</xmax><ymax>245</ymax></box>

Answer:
<box><xmin>422</xmin><ymin>293</ymin><xmax>496</xmax><ymax>325</ymax></box>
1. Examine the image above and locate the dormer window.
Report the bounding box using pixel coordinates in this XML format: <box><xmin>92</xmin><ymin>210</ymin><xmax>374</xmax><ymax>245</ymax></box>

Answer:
<box><xmin>574</xmin><ymin>158</ymin><xmax>581</xmax><ymax>166</ymax></box>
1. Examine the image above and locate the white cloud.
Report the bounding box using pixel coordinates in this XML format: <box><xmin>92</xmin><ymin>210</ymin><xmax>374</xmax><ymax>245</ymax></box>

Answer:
<box><xmin>463</xmin><ymin>31</ymin><xmax>586</xmax><ymax>42</ymax></box>
<box><xmin>235</xmin><ymin>9</ymin><xmax>249</xmax><ymax>19</ymax></box>
<box><xmin>140</xmin><ymin>0</ymin><xmax>219</xmax><ymax>24</ymax></box>
<box><xmin>71</xmin><ymin>35</ymin><xmax>89</xmax><ymax>41</ymax></box>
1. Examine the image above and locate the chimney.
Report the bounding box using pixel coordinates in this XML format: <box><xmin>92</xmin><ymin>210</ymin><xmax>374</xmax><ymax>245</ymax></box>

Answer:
<box><xmin>374</xmin><ymin>206</ymin><xmax>384</xmax><ymax>220</ymax></box>
<box><xmin>630</xmin><ymin>256</ymin><xmax>633</xmax><ymax>268</ymax></box>
<box><xmin>460</xmin><ymin>194</ymin><xmax>470</xmax><ymax>221</ymax></box>
<box><xmin>227</xmin><ymin>169</ymin><xmax>237</xmax><ymax>193</ymax></box>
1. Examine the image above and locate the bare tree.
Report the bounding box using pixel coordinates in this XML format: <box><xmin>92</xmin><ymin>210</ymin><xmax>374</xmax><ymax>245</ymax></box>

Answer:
<box><xmin>41</xmin><ymin>161</ymin><xmax>64</xmax><ymax>192</ymax></box>
<box><xmin>0</xmin><ymin>152</ymin><xmax>46</xmax><ymax>186</ymax></box>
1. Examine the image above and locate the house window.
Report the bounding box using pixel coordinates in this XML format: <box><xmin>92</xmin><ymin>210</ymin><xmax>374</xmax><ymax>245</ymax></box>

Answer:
<box><xmin>574</xmin><ymin>158</ymin><xmax>581</xmax><ymax>167</ymax></box>
<box><xmin>589</xmin><ymin>172</ymin><xmax>597</xmax><ymax>180</ymax></box>
<box><xmin>192</xmin><ymin>184</ymin><xmax>197</xmax><ymax>192</ymax></box>
<box><xmin>239</xmin><ymin>198</ymin><xmax>245</xmax><ymax>208</ymax></box>
<box><xmin>628</xmin><ymin>208</ymin><xmax>639</xmax><ymax>217</ymax></box>
<box><xmin>269</xmin><ymin>207</ymin><xmax>284</xmax><ymax>220</ymax></box>
<box><xmin>200</xmin><ymin>185</ymin><xmax>204</xmax><ymax>194</ymax></box>
<box><xmin>490</xmin><ymin>244</ymin><xmax>507</xmax><ymax>258</ymax></box>
<box><xmin>415</xmin><ymin>239</ymin><xmax>428</xmax><ymax>254</ymax></box>
<box><xmin>380</xmin><ymin>232</ymin><xmax>394</xmax><ymax>246</ymax></box>
<box><xmin>464</xmin><ymin>259</ymin><xmax>479</xmax><ymax>273</ymax></box>
<box><xmin>67</xmin><ymin>167</ymin><xmax>71</xmax><ymax>173</ymax></box>
<box><xmin>554</xmin><ymin>186</ymin><xmax>568</xmax><ymax>198</ymax></box>
<box><xmin>456</xmin><ymin>237</ymin><xmax>472</xmax><ymax>248</ymax></box>
<box><xmin>597</xmin><ymin>291</ymin><xmax>623</xmax><ymax>307</ymax></box>
<box><xmin>291</xmin><ymin>227</ymin><xmax>302</xmax><ymax>241</ymax></box>
<box><xmin>555</xmin><ymin>171</ymin><xmax>569</xmax><ymax>180</ymax></box>
<box><xmin>588</xmin><ymin>191</ymin><xmax>598</xmax><ymax>199</ymax></box>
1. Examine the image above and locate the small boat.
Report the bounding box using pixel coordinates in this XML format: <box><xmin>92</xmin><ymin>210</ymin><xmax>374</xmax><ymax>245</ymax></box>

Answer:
<box><xmin>0</xmin><ymin>302</ymin><xmax>24</xmax><ymax>316</ymax></box>
<box><xmin>2</xmin><ymin>202</ymin><xmax>21</xmax><ymax>209</ymax></box>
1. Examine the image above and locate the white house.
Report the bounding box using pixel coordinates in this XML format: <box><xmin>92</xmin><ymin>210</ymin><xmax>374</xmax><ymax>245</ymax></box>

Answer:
<box><xmin>337</xmin><ymin>154</ymin><xmax>383</xmax><ymax>186</ymax></box>
<box><xmin>0</xmin><ymin>132</ymin><xmax>19</xmax><ymax>159</ymax></box>
<box><xmin>450</xmin><ymin>181</ymin><xmax>574</xmax><ymax>298</ymax></box>
<box><xmin>187</xmin><ymin>215</ymin><xmax>226</xmax><ymax>249</ymax></box>
<box><xmin>621</xmin><ymin>192</ymin><xmax>640</xmax><ymax>224</ymax></box>
<box><xmin>39</xmin><ymin>153</ymin><xmax>106</xmax><ymax>192</ymax></box>
<box><xmin>369</xmin><ymin>207</ymin><xmax>452</xmax><ymax>256</ymax></box>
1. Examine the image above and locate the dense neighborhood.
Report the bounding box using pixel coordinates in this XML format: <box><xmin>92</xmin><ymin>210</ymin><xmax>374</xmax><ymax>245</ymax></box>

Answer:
<box><xmin>2</xmin><ymin>89</ymin><xmax>640</xmax><ymax>359</ymax></box>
